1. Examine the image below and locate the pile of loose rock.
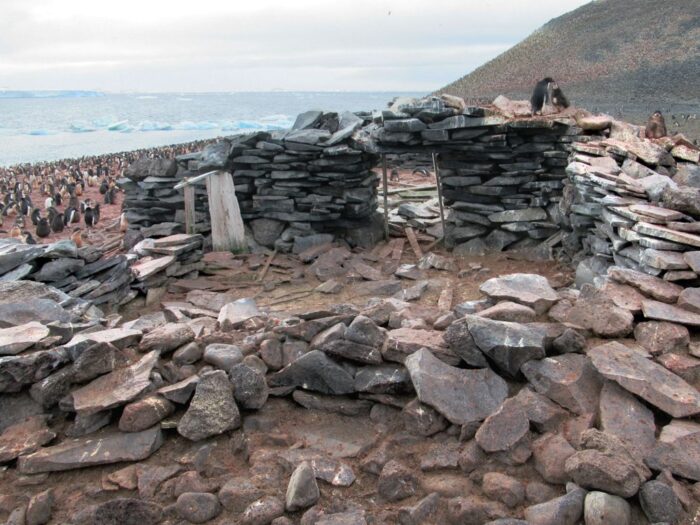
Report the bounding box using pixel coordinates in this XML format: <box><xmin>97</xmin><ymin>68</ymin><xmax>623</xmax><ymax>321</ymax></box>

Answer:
<box><xmin>2</xmin><ymin>266</ymin><xmax>700</xmax><ymax>524</ymax></box>
<box><xmin>562</xmin><ymin>115</ymin><xmax>700</xmax><ymax>284</ymax></box>
<box><xmin>0</xmin><ymin>238</ymin><xmax>134</xmax><ymax>307</ymax></box>
<box><xmin>178</xmin><ymin>111</ymin><xmax>382</xmax><ymax>252</ymax></box>
<box><xmin>130</xmin><ymin>234</ymin><xmax>205</xmax><ymax>298</ymax></box>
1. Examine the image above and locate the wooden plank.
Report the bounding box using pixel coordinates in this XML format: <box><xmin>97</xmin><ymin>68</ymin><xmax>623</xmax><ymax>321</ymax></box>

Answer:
<box><xmin>432</xmin><ymin>152</ymin><xmax>447</xmax><ymax>241</ymax></box>
<box><xmin>173</xmin><ymin>170</ymin><xmax>218</xmax><ymax>190</ymax></box>
<box><xmin>257</xmin><ymin>250</ymin><xmax>277</xmax><ymax>282</ymax></box>
<box><xmin>391</xmin><ymin>238</ymin><xmax>405</xmax><ymax>260</ymax></box>
<box><xmin>205</xmin><ymin>171</ymin><xmax>247</xmax><ymax>253</ymax></box>
<box><xmin>184</xmin><ymin>185</ymin><xmax>196</xmax><ymax>235</ymax></box>
<box><xmin>404</xmin><ymin>227</ymin><xmax>423</xmax><ymax>258</ymax></box>
<box><xmin>381</xmin><ymin>155</ymin><xmax>389</xmax><ymax>241</ymax></box>
<box><xmin>376</xmin><ymin>241</ymin><xmax>394</xmax><ymax>260</ymax></box>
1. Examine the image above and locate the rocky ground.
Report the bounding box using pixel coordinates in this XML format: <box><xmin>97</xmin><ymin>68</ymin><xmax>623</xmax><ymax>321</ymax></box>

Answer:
<box><xmin>1</xmin><ymin>234</ymin><xmax>699</xmax><ymax>525</ymax></box>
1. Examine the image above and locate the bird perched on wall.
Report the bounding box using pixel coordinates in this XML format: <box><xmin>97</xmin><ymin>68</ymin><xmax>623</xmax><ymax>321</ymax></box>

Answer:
<box><xmin>531</xmin><ymin>77</ymin><xmax>554</xmax><ymax>115</ymax></box>
<box><xmin>645</xmin><ymin>111</ymin><xmax>667</xmax><ymax>139</ymax></box>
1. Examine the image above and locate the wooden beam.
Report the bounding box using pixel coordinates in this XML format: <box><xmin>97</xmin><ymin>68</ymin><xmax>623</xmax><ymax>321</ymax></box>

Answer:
<box><xmin>184</xmin><ymin>184</ymin><xmax>196</xmax><ymax>235</ymax></box>
<box><xmin>173</xmin><ymin>170</ymin><xmax>219</xmax><ymax>190</ymax></box>
<box><xmin>432</xmin><ymin>152</ymin><xmax>447</xmax><ymax>242</ymax></box>
<box><xmin>381</xmin><ymin>154</ymin><xmax>389</xmax><ymax>241</ymax></box>
<box><xmin>205</xmin><ymin>170</ymin><xmax>247</xmax><ymax>253</ymax></box>
<box><xmin>257</xmin><ymin>249</ymin><xmax>277</xmax><ymax>282</ymax></box>
<box><xmin>404</xmin><ymin>226</ymin><xmax>423</xmax><ymax>259</ymax></box>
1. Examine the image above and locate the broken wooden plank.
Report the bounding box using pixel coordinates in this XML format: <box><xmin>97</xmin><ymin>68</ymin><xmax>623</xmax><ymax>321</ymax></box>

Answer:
<box><xmin>404</xmin><ymin>227</ymin><xmax>423</xmax><ymax>258</ymax></box>
<box><xmin>205</xmin><ymin>170</ymin><xmax>246</xmax><ymax>253</ymax></box>
<box><xmin>257</xmin><ymin>250</ymin><xmax>277</xmax><ymax>282</ymax></box>
<box><xmin>391</xmin><ymin>238</ymin><xmax>405</xmax><ymax>261</ymax></box>
<box><xmin>184</xmin><ymin>184</ymin><xmax>196</xmax><ymax>235</ymax></box>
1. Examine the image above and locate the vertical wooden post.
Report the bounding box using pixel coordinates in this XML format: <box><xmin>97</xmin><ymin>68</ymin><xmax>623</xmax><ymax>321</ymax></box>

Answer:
<box><xmin>432</xmin><ymin>152</ymin><xmax>447</xmax><ymax>242</ymax></box>
<box><xmin>184</xmin><ymin>183</ymin><xmax>196</xmax><ymax>234</ymax></box>
<box><xmin>205</xmin><ymin>170</ymin><xmax>247</xmax><ymax>253</ymax></box>
<box><xmin>381</xmin><ymin>154</ymin><xmax>389</xmax><ymax>241</ymax></box>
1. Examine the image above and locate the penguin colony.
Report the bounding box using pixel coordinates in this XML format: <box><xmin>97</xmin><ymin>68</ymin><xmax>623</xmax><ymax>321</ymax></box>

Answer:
<box><xmin>0</xmin><ymin>164</ymin><xmax>117</xmax><ymax>244</ymax></box>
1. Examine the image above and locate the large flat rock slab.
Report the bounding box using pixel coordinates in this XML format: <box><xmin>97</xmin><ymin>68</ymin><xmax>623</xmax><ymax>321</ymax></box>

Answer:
<box><xmin>17</xmin><ymin>426</ymin><xmax>163</xmax><ymax>474</ymax></box>
<box><xmin>479</xmin><ymin>273</ymin><xmax>558</xmax><ymax>314</ymax></box>
<box><xmin>0</xmin><ymin>322</ymin><xmax>51</xmax><ymax>356</ymax></box>
<box><xmin>405</xmin><ymin>348</ymin><xmax>508</xmax><ymax>425</ymax></box>
<box><xmin>608</xmin><ymin>267</ymin><xmax>682</xmax><ymax>303</ymax></box>
<box><xmin>589</xmin><ymin>341</ymin><xmax>700</xmax><ymax>418</ymax></box>
<box><xmin>599</xmin><ymin>381</ymin><xmax>656</xmax><ymax>456</ymax></box>
<box><xmin>268</xmin><ymin>350</ymin><xmax>355</xmax><ymax>395</ymax></box>
<box><xmin>641</xmin><ymin>300</ymin><xmax>700</xmax><ymax>327</ymax></box>
<box><xmin>69</xmin><ymin>327</ymin><xmax>143</xmax><ymax>350</ymax></box>
<box><xmin>383</xmin><ymin>328</ymin><xmax>460</xmax><ymax>366</ymax></box>
<box><xmin>70</xmin><ymin>351</ymin><xmax>158</xmax><ymax>415</ymax></box>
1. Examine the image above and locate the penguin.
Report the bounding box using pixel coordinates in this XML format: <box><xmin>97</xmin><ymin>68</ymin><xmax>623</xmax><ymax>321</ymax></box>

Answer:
<box><xmin>30</xmin><ymin>208</ymin><xmax>41</xmax><ymax>226</ymax></box>
<box><xmin>36</xmin><ymin>217</ymin><xmax>51</xmax><ymax>238</ymax></box>
<box><xmin>51</xmin><ymin>212</ymin><xmax>64</xmax><ymax>233</ymax></box>
<box><xmin>84</xmin><ymin>206</ymin><xmax>95</xmax><ymax>228</ymax></box>
<box><xmin>99</xmin><ymin>179</ymin><xmax>109</xmax><ymax>195</ymax></box>
<box><xmin>53</xmin><ymin>192</ymin><xmax>62</xmax><ymax>207</ymax></box>
<box><xmin>68</xmin><ymin>195</ymin><xmax>80</xmax><ymax>210</ymax></box>
<box><xmin>93</xmin><ymin>203</ymin><xmax>101</xmax><ymax>225</ymax></box>
<box><xmin>44</xmin><ymin>196</ymin><xmax>54</xmax><ymax>210</ymax></box>
<box><xmin>104</xmin><ymin>187</ymin><xmax>117</xmax><ymax>205</ymax></box>
<box><xmin>64</xmin><ymin>207</ymin><xmax>79</xmax><ymax>225</ymax></box>
<box><xmin>531</xmin><ymin>77</ymin><xmax>554</xmax><ymax>115</ymax></box>
<box><xmin>19</xmin><ymin>197</ymin><xmax>31</xmax><ymax>216</ymax></box>
<box><xmin>23</xmin><ymin>232</ymin><xmax>36</xmax><ymax>245</ymax></box>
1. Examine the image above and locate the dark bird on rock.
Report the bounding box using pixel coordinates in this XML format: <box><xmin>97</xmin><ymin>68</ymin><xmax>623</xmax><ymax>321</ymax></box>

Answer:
<box><xmin>23</xmin><ymin>232</ymin><xmax>36</xmax><ymax>244</ymax></box>
<box><xmin>36</xmin><ymin>217</ymin><xmax>50</xmax><ymax>238</ymax></box>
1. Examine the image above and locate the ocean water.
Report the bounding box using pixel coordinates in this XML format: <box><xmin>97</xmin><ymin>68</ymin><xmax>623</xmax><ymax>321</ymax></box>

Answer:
<box><xmin>0</xmin><ymin>91</ymin><xmax>424</xmax><ymax>166</ymax></box>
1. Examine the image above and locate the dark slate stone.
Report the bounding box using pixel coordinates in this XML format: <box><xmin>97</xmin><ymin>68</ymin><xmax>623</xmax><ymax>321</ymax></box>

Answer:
<box><xmin>268</xmin><ymin>350</ymin><xmax>355</xmax><ymax>395</ymax></box>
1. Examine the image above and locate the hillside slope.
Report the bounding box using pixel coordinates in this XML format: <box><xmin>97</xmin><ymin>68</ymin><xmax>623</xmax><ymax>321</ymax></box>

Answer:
<box><xmin>438</xmin><ymin>0</ymin><xmax>700</xmax><ymax>133</ymax></box>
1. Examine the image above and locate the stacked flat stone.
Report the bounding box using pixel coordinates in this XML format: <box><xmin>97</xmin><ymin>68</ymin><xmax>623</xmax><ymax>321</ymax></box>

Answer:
<box><xmin>130</xmin><ymin>234</ymin><xmax>205</xmax><ymax>294</ymax></box>
<box><xmin>0</xmin><ymin>238</ymin><xmax>135</xmax><ymax>307</ymax></box>
<box><xmin>367</xmin><ymin>95</ymin><xmax>581</xmax><ymax>253</ymax></box>
<box><xmin>120</xmin><ymin>158</ymin><xmax>210</xmax><ymax>237</ymax></box>
<box><xmin>178</xmin><ymin>111</ymin><xmax>380</xmax><ymax>252</ymax></box>
<box><xmin>562</xmin><ymin>117</ymin><xmax>700</xmax><ymax>282</ymax></box>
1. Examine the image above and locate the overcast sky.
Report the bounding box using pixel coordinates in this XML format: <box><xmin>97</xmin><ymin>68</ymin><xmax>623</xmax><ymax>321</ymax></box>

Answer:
<box><xmin>1</xmin><ymin>0</ymin><xmax>591</xmax><ymax>93</ymax></box>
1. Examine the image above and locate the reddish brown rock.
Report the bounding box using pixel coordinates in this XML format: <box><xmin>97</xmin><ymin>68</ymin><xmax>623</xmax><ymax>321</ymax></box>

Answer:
<box><xmin>599</xmin><ymin>381</ymin><xmax>656</xmax><ymax>456</ymax></box>
<box><xmin>633</xmin><ymin>321</ymin><xmax>689</xmax><ymax>356</ymax></box>
<box><xmin>119</xmin><ymin>395</ymin><xmax>175</xmax><ymax>432</ymax></box>
<box><xmin>548</xmin><ymin>285</ymin><xmax>633</xmax><ymax>338</ymax></box>
<box><xmin>678</xmin><ymin>287</ymin><xmax>700</xmax><ymax>314</ymax></box>
<box><xmin>532</xmin><ymin>433</ymin><xmax>576</xmax><ymax>484</ymax></box>
<box><xmin>589</xmin><ymin>341</ymin><xmax>700</xmax><ymax>418</ymax></box>
<box><xmin>642</xmin><ymin>299</ymin><xmax>700</xmax><ymax>327</ymax></box>
<box><xmin>608</xmin><ymin>267</ymin><xmax>683</xmax><ymax>303</ymax></box>
<box><xmin>0</xmin><ymin>416</ymin><xmax>55</xmax><ymax>463</ymax></box>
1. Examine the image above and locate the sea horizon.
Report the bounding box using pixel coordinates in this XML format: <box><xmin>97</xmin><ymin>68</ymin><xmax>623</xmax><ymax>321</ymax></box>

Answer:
<box><xmin>0</xmin><ymin>90</ymin><xmax>426</xmax><ymax>166</ymax></box>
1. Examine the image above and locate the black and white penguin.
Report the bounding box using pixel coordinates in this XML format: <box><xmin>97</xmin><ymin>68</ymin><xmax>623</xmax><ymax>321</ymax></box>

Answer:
<box><xmin>51</xmin><ymin>212</ymin><xmax>64</xmax><ymax>233</ymax></box>
<box><xmin>36</xmin><ymin>217</ymin><xmax>51</xmax><ymax>238</ymax></box>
